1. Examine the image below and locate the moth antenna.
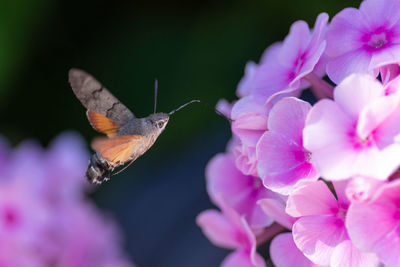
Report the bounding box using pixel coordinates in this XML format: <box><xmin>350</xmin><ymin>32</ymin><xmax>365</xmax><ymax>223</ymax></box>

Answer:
<box><xmin>113</xmin><ymin>158</ymin><xmax>135</xmax><ymax>176</ymax></box>
<box><xmin>169</xmin><ymin>100</ymin><xmax>201</xmax><ymax>115</ymax></box>
<box><xmin>154</xmin><ymin>79</ymin><xmax>158</xmax><ymax>114</ymax></box>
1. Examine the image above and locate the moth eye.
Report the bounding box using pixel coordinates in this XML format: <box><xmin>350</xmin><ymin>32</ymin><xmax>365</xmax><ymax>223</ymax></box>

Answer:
<box><xmin>157</xmin><ymin>122</ymin><xmax>164</xmax><ymax>128</ymax></box>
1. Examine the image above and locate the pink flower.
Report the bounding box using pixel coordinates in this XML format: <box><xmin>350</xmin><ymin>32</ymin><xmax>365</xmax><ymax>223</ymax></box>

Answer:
<box><xmin>270</xmin><ymin>233</ymin><xmax>318</xmax><ymax>267</ymax></box>
<box><xmin>231</xmin><ymin>95</ymin><xmax>269</xmax><ymax>175</ymax></box>
<box><xmin>286</xmin><ymin>180</ymin><xmax>379</xmax><ymax>267</ymax></box>
<box><xmin>346</xmin><ymin>180</ymin><xmax>400</xmax><ymax>267</ymax></box>
<box><xmin>0</xmin><ymin>133</ymin><xmax>134</xmax><ymax>266</ymax></box>
<box><xmin>206</xmin><ymin>153</ymin><xmax>274</xmax><ymax>228</ymax></box>
<box><xmin>0</xmin><ymin>178</ymin><xmax>50</xmax><ymax>257</ymax></box>
<box><xmin>303</xmin><ymin>74</ymin><xmax>400</xmax><ymax>180</ymax></box>
<box><xmin>4</xmin><ymin>132</ymin><xmax>89</xmax><ymax>205</ymax></box>
<box><xmin>196</xmin><ymin>197</ymin><xmax>265</xmax><ymax>267</ymax></box>
<box><xmin>252</xmin><ymin>13</ymin><xmax>328</xmax><ymax>104</ymax></box>
<box><xmin>43</xmin><ymin>132</ymin><xmax>90</xmax><ymax>203</ymax></box>
<box><xmin>256</xmin><ymin>97</ymin><xmax>318</xmax><ymax>195</ymax></box>
<box><xmin>380</xmin><ymin>64</ymin><xmax>400</xmax><ymax>84</ymax></box>
<box><xmin>216</xmin><ymin>99</ymin><xmax>234</xmax><ymax>119</ymax></box>
<box><xmin>345</xmin><ymin>176</ymin><xmax>386</xmax><ymax>203</ymax></box>
<box><xmin>46</xmin><ymin>203</ymin><xmax>133</xmax><ymax>267</ymax></box>
<box><xmin>326</xmin><ymin>0</ymin><xmax>400</xmax><ymax>83</ymax></box>
<box><xmin>237</xmin><ymin>61</ymin><xmax>258</xmax><ymax>98</ymax></box>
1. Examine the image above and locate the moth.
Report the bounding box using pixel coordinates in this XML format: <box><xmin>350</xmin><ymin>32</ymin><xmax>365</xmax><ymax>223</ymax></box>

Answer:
<box><xmin>69</xmin><ymin>68</ymin><xmax>199</xmax><ymax>184</ymax></box>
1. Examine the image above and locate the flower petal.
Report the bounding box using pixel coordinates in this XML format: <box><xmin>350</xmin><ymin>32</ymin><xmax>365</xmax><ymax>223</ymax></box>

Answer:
<box><xmin>221</xmin><ymin>249</ymin><xmax>265</xmax><ymax>267</ymax></box>
<box><xmin>257</xmin><ymin>131</ymin><xmax>317</xmax><ymax>195</ymax></box>
<box><xmin>279</xmin><ymin>20</ymin><xmax>311</xmax><ymax>68</ymax></box>
<box><xmin>303</xmin><ymin>99</ymin><xmax>357</xmax><ymax>180</ymax></box>
<box><xmin>330</xmin><ymin>239</ymin><xmax>379</xmax><ymax>267</ymax></box>
<box><xmin>286</xmin><ymin>180</ymin><xmax>338</xmax><ymax>217</ymax></box>
<box><xmin>293</xmin><ymin>215</ymin><xmax>347</xmax><ymax>266</ymax></box>
<box><xmin>326</xmin><ymin>49</ymin><xmax>372</xmax><ymax>84</ymax></box>
<box><xmin>196</xmin><ymin>210</ymin><xmax>242</xmax><ymax>249</ymax></box>
<box><xmin>359</xmin><ymin>0</ymin><xmax>400</xmax><ymax>28</ymax></box>
<box><xmin>334</xmin><ymin>74</ymin><xmax>384</xmax><ymax>121</ymax></box>
<box><xmin>267</xmin><ymin>97</ymin><xmax>311</xmax><ymax>145</ymax></box>
<box><xmin>326</xmin><ymin>8</ymin><xmax>368</xmax><ymax>57</ymax></box>
<box><xmin>270</xmin><ymin>233</ymin><xmax>317</xmax><ymax>267</ymax></box>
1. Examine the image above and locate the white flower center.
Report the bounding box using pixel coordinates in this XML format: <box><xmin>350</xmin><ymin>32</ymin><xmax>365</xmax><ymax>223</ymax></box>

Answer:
<box><xmin>368</xmin><ymin>33</ymin><xmax>387</xmax><ymax>48</ymax></box>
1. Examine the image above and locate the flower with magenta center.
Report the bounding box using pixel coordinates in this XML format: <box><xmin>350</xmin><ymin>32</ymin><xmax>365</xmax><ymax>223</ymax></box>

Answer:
<box><xmin>303</xmin><ymin>74</ymin><xmax>400</xmax><ymax>180</ymax></box>
<box><xmin>326</xmin><ymin>0</ymin><xmax>400</xmax><ymax>83</ymax></box>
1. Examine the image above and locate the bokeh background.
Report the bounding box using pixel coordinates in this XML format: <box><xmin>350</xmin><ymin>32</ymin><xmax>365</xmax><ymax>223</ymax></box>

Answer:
<box><xmin>1</xmin><ymin>0</ymin><xmax>360</xmax><ymax>266</ymax></box>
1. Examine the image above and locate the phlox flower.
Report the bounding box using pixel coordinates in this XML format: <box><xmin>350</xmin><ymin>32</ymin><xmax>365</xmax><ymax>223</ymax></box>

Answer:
<box><xmin>303</xmin><ymin>74</ymin><xmax>400</xmax><ymax>180</ymax></box>
<box><xmin>206</xmin><ymin>153</ymin><xmax>274</xmax><ymax>228</ymax></box>
<box><xmin>326</xmin><ymin>0</ymin><xmax>400</xmax><ymax>84</ymax></box>
<box><xmin>196</xmin><ymin>197</ymin><xmax>265</xmax><ymax>267</ymax></box>
<box><xmin>380</xmin><ymin>64</ymin><xmax>400</xmax><ymax>84</ymax></box>
<box><xmin>258</xmin><ymin>197</ymin><xmax>314</xmax><ymax>267</ymax></box>
<box><xmin>231</xmin><ymin>95</ymin><xmax>269</xmax><ymax>176</ymax></box>
<box><xmin>286</xmin><ymin>180</ymin><xmax>379</xmax><ymax>267</ymax></box>
<box><xmin>0</xmin><ymin>178</ymin><xmax>50</xmax><ymax>257</ymax></box>
<box><xmin>3</xmin><ymin>132</ymin><xmax>89</xmax><ymax>205</ymax></box>
<box><xmin>236</xmin><ymin>61</ymin><xmax>258</xmax><ymax>98</ymax></box>
<box><xmin>270</xmin><ymin>233</ymin><xmax>318</xmax><ymax>267</ymax></box>
<box><xmin>46</xmin><ymin>203</ymin><xmax>132</xmax><ymax>267</ymax></box>
<box><xmin>346</xmin><ymin>180</ymin><xmax>400</xmax><ymax>267</ymax></box>
<box><xmin>43</xmin><ymin>132</ymin><xmax>90</xmax><ymax>203</ymax></box>
<box><xmin>252</xmin><ymin>12</ymin><xmax>329</xmax><ymax>104</ymax></box>
<box><xmin>0</xmin><ymin>242</ymin><xmax>45</xmax><ymax>267</ymax></box>
<box><xmin>0</xmin><ymin>133</ymin><xmax>134</xmax><ymax>267</ymax></box>
<box><xmin>256</xmin><ymin>97</ymin><xmax>318</xmax><ymax>195</ymax></box>
<box><xmin>345</xmin><ymin>176</ymin><xmax>386</xmax><ymax>203</ymax></box>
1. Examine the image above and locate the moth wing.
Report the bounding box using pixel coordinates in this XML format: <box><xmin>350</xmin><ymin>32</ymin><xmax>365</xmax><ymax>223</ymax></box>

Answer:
<box><xmin>69</xmin><ymin>68</ymin><xmax>135</xmax><ymax>125</ymax></box>
<box><xmin>91</xmin><ymin>135</ymin><xmax>145</xmax><ymax>165</ymax></box>
<box><xmin>86</xmin><ymin>110</ymin><xmax>119</xmax><ymax>137</ymax></box>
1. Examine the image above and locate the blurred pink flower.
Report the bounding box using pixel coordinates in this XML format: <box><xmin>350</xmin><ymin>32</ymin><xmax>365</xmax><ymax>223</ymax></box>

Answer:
<box><xmin>304</xmin><ymin>74</ymin><xmax>400</xmax><ymax>180</ymax></box>
<box><xmin>346</xmin><ymin>180</ymin><xmax>400</xmax><ymax>267</ymax></box>
<box><xmin>46</xmin><ymin>203</ymin><xmax>132</xmax><ymax>267</ymax></box>
<box><xmin>0</xmin><ymin>133</ymin><xmax>134</xmax><ymax>267</ymax></box>
<box><xmin>257</xmin><ymin>97</ymin><xmax>318</xmax><ymax>195</ymax></box>
<box><xmin>216</xmin><ymin>99</ymin><xmax>234</xmax><ymax>119</ymax></box>
<box><xmin>381</xmin><ymin>64</ymin><xmax>400</xmax><ymax>84</ymax></box>
<box><xmin>286</xmin><ymin>180</ymin><xmax>379</xmax><ymax>267</ymax></box>
<box><xmin>326</xmin><ymin>0</ymin><xmax>400</xmax><ymax>83</ymax></box>
<box><xmin>252</xmin><ymin>13</ymin><xmax>328</xmax><ymax>104</ymax></box>
<box><xmin>206</xmin><ymin>153</ymin><xmax>274</xmax><ymax>228</ymax></box>
<box><xmin>0</xmin><ymin>178</ymin><xmax>50</xmax><ymax>260</ymax></box>
<box><xmin>196</xmin><ymin>197</ymin><xmax>265</xmax><ymax>267</ymax></box>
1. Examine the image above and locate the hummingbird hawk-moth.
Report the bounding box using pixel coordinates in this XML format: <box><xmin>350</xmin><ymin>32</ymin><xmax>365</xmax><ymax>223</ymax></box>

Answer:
<box><xmin>69</xmin><ymin>68</ymin><xmax>199</xmax><ymax>184</ymax></box>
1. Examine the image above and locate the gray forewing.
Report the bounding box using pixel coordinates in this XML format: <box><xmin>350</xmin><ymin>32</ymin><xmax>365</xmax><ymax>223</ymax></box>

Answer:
<box><xmin>69</xmin><ymin>68</ymin><xmax>135</xmax><ymax>125</ymax></box>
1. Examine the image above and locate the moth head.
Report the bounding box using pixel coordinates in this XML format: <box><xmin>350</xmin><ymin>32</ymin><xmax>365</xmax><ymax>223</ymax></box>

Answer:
<box><xmin>148</xmin><ymin>113</ymin><xmax>169</xmax><ymax>131</ymax></box>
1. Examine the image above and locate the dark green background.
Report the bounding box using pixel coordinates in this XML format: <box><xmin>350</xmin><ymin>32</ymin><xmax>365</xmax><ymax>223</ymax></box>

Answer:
<box><xmin>0</xmin><ymin>0</ymin><xmax>360</xmax><ymax>266</ymax></box>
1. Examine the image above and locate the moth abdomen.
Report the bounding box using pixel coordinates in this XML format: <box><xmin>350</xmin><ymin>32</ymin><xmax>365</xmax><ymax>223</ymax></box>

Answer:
<box><xmin>86</xmin><ymin>153</ymin><xmax>113</xmax><ymax>184</ymax></box>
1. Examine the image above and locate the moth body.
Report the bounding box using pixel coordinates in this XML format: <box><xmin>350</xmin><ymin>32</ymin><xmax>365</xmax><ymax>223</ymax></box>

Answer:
<box><xmin>117</xmin><ymin>113</ymin><xmax>169</xmax><ymax>136</ymax></box>
<box><xmin>87</xmin><ymin>153</ymin><xmax>113</xmax><ymax>184</ymax></box>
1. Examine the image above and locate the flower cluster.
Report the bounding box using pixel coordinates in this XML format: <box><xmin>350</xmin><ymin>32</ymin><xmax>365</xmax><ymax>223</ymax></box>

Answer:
<box><xmin>197</xmin><ymin>0</ymin><xmax>400</xmax><ymax>266</ymax></box>
<box><xmin>0</xmin><ymin>132</ymin><xmax>134</xmax><ymax>267</ymax></box>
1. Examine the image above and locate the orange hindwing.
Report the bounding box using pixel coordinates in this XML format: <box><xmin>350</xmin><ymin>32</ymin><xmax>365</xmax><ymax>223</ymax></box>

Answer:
<box><xmin>91</xmin><ymin>135</ymin><xmax>144</xmax><ymax>165</ymax></box>
<box><xmin>86</xmin><ymin>110</ymin><xmax>120</xmax><ymax>137</ymax></box>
